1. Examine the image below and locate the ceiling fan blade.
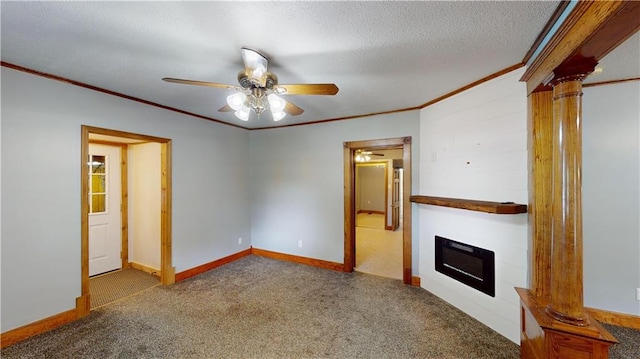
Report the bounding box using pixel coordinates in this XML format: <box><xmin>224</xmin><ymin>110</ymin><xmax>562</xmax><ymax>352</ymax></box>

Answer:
<box><xmin>371</xmin><ymin>153</ymin><xmax>384</xmax><ymax>156</ymax></box>
<box><xmin>277</xmin><ymin>83</ymin><xmax>339</xmax><ymax>96</ymax></box>
<box><xmin>283</xmin><ymin>100</ymin><xmax>304</xmax><ymax>116</ymax></box>
<box><xmin>163</xmin><ymin>77</ymin><xmax>236</xmax><ymax>90</ymax></box>
<box><xmin>241</xmin><ymin>47</ymin><xmax>268</xmax><ymax>86</ymax></box>
<box><xmin>218</xmin><ymin>105</ymin><xmax>233</xmax><ymax>112</ymax></box>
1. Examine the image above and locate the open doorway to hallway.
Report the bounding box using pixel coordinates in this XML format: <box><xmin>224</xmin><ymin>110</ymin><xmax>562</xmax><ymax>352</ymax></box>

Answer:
<box><xmin>79</xmin><ymin>126</ymin><xmax>174</xmax><ymax>315</ymax></box>
<box><xmin>343</xmin><ymin>137</ymin><xmax>412</xmax><ymax>284</ymax></box>
<box><xmin>354</xmin><ymin>153</ymin><xmax>404</xmax><ymax>280</ymax></box>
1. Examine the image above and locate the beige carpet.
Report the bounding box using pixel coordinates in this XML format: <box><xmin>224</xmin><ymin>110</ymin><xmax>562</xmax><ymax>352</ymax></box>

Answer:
<box><xmin>356</xmin><ymin>212</ymin><xmax>385</xmax><ymax>229</ymax></box>
<box><xmin>3</xmin><ymin>256</ymin><xmax>637</xmax><ymax>358</ymax></box>
<box><xmin>2</xmin><ymin>256</ymin><xmax>521</xmax><ymax>358</ymax></box>
<box><xmin>355</xmin><ymin>215</ymin><xmax>403</xmax><ymax>280</ymax></box>
<box><xmin>89</xmin><ymin>267</ymin><xmax>160</xmax><ymax>309</ymax></box>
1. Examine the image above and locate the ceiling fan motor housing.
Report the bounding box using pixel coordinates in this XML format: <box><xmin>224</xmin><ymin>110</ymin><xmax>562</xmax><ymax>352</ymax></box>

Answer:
<box><xmin>265</xmin><ymin>73</ymin><xmax>278</xmax><ymax>89</ymax></box>
<box><xmin>237</xmin><ymin>71</ymin><xmax>253</xmax><ymax>89</ymax></box>
<box><xmin>237</xmin><ymin>70</ymin><xmax>278</xmax><ymax>90</ymax></box>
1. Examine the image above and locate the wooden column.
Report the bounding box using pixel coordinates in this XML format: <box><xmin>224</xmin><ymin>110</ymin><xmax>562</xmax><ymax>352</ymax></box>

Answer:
<box><xmin>545</xmin><ymin>70</ymin><xmax>591</xmax><ymax>326</ymax></box>
<box><xmin>517</xmin><ymin>1</ymin><xmax>639</xmax><ymax>357</ymax></box>
<box><xmin>527</xmin><ymin>91</ymin><xmax>553</xmax><ymax>300</ymax></box>
<box><xmin>517</xmin><ymin>64</ymin><xmax>617</xmax><ymax>359</ymax></box>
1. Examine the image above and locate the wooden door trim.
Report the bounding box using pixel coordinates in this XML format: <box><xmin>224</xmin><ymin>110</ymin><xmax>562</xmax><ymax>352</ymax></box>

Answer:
<box><xmin>120</xmin><ymin>145</ymin><xmax>130</xmax><ymax>269</ymax></box>
<box><xmin>344</xmin><ymin>137</ymin><xmax>412</xmax><ymax>284</ymax></box>
<box><xmin>79</xmin><ymin>125</ymin><xmax>173</xmax><ymax>316</ymax></box>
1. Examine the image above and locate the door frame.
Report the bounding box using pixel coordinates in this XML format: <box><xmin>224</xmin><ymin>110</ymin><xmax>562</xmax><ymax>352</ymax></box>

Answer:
<box><xmin>79</xmin><ymin>125</ymin><xmax>174</xmax><ymax>316</ymax></box>
<box><xmin>344</xmin><ymin>136</ymin><xmax>412</xmax><ymax>284</ymax></box>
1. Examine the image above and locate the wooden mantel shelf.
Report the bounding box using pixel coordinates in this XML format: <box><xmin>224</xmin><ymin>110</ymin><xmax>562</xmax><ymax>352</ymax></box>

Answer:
<box><xmin>409</xmin><ymin>195</ymin><xmax>527</xmax><ymax>214</ymax></box>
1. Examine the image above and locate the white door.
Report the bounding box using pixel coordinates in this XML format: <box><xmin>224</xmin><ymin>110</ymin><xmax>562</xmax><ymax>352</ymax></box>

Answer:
<box><xmin>88</xmin><ymin>144</ymin><xmax>122</xmax><ymax>276</ymax></box>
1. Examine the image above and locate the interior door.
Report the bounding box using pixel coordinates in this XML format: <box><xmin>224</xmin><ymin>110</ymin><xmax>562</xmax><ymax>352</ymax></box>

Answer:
<box><xmin>88</xmin><ymin>144</ymin><xmax>122</xmax><ymax>276</ymax></box>
<box><xmin>391</xmin><ymin>168</ymin><xmax>400</xmax><ymax>231</ymax></box>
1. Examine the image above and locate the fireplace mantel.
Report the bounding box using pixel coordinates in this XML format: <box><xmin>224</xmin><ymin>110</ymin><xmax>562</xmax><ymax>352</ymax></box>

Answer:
<box><xmin>410</xmin><ymin>195</ymin><xmax>527</xmax><ymax>214</ymax></box>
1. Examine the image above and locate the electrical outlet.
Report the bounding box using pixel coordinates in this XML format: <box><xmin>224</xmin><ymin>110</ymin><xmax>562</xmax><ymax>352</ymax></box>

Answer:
<box><xmin>238</xmin><ymin>237</ymin><xmax>242</xmax><ymax>245</ymax></box>
<box><xmin>636</xmin><ymin>288</ymin><xmax>640</xmax><ymax>301</ymax></box>
<box><xmin>298</xmin><ymin>240</ymin><xmax>302</xmax><ymax>248</ymax></box>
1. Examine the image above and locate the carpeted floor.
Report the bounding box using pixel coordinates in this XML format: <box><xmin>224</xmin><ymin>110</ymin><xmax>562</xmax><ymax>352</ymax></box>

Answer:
<box><xmin>89</xmin><ymin>267</ymin><xmax>160</xmax><ymax>309</ymax></box>
<box><xmin>355</xmin><ymin>225</ymin><xmax>402</xmax><ymax>280</ymax></box>
<box><xmin>356</xmin><ymin>212</ymin><xmax>385</xmax><ymax>229</ymax></box>
<box><xmin>604</xmin><ymin>323</ymin><xmax>640</xmax><ymax>359</ymax></box>
<box><xmin>3</xmin><ymin>255</ymin><xmax>519</xmax><ymax>359</ymax></box>
<box><xmin>3</xmin><ymin>256</ymin><xmax>638</xmax><ymax>358</ymax></box>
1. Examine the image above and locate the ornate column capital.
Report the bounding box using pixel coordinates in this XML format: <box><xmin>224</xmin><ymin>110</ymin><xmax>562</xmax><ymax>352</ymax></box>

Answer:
<box><xmin>549</xmin><ymin>58</ymin><xmax>597</xmax><ymax>87</ymax></box>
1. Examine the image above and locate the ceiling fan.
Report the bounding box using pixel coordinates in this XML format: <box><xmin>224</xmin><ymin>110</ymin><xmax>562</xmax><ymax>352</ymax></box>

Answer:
<box><xmin>163</xmin><ymin>47</ymin><xmax>339</xmax><ymax>122</ymax></box>
<box><xmin>355</xmin><ymin>149</ymin><xmax>384</xmax><ymax>162</ymax></box>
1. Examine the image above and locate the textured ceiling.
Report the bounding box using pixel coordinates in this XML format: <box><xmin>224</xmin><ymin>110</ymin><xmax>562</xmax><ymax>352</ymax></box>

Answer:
<box><xmin>1</xmin><ymin>1</ymin><xmax>635</xmax><ymax>130</ymax></box>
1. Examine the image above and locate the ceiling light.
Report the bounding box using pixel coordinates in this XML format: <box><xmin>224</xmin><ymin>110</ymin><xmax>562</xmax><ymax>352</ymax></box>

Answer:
<box><xmin>229</xmin><ymin>89</ymin><xmax>289</xmax><ymax>122</ymax></box>
<box><xmin>234</xmin><ymin>106</ymin><xmax>250</xmax><ymax>121</ymax></box>
<box><xmin>227</xmin><ymin>92</ymin><xmax>247</xmax><ymax>111</ymax></box>
<box><xmin>267</xmin><ymin>93</ymin><xmax>286</xmax><ymax>113</ymax></box>
<box><xmin>272</xmin><ymin>111</ymin><xmax>286</xmax><ymax>122</ymax></box>
<box><xmin>355</xmin><ymin>150</ymin><xmax>372</xmax><ymax>162</ymax></box>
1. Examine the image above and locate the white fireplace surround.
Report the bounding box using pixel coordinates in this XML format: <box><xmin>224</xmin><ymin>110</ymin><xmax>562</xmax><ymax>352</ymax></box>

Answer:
<box><xmin>418</xmin><ymin>68</ymin><xmax>528</xmax><ymax>344</ymax></box>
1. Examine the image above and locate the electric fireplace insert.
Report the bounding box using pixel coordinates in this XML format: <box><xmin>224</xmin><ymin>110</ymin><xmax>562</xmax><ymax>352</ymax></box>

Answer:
<box><xmin>435</xmin><ymin>235</ymin><xmax>495</xmax><ymax>297</ymax></box>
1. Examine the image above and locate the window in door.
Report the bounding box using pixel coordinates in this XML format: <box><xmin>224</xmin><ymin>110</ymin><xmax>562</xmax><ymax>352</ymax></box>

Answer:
<box><xmin>89</xmin><ymin>155</ymin><xmax>107</xmax><ymax>214</ymax></box>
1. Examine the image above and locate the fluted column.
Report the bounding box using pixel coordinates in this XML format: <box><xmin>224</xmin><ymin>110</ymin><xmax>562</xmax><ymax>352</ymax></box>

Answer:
<box><xmin>545</xmin><ymin>68</ymin><xmax>592</xmax><ymax>326</ymax></box>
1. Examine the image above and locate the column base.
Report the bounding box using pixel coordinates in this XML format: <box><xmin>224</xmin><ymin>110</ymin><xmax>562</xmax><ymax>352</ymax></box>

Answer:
<box><xmin>545</xmin><ymin>305</ymin><xmax>591</xmax><ymax>327</ymax></box>
<box><xmin>516</xmin><ymin>288</ymin><xmax>617</xmax><ymax>359</ymax></box>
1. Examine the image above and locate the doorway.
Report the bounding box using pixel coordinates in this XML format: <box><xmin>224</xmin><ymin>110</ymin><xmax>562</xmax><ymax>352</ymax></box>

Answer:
<box><xmin>355</xmin><ymin>160</ymin><xmax>403</xmax><ymax>279</ymax></box>
<box><xmin>344</xmin><ymin>137</ymin><xmax>412</xmax><ymax>284</ymax></box>
<box><xmin>79</xmin><ymin>125</ymin><xmax>174</xmax><ymax>316</ymax></box>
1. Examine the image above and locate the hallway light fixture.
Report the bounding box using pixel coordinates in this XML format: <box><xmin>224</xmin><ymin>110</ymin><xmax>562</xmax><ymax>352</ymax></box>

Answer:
<box><xmin>355</xmin><ymin>150</ymin><xmax>372</xmax><ymax>162</ymax></box>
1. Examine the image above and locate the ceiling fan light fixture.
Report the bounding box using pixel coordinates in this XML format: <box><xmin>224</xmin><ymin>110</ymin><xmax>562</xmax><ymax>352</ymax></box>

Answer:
<box><xmin>355</xmin><ymin>150</ymin><xmax>373</xmax><ymax>162</ymax></box>
<box><xmin>227</xmin><ymin>92</ymin><xmax>247</xmax><ymax>111</ymax></box>
<box><xmin>164</xmin><ymin>47</ymin><xmax>338</xmax><ymax>123</ymax></box>
<box><xmin>234</xmin><ymin>106</ymin><xmax>250</xmax><ymax>121</ymax></box>
<box><xmin>267</xmin><ymin>93</ymin><xmax>286</xmax><ymax>113</ymax></box>
<box><xmin>272</xmin><ymin>110</ymin><xmax>286</xmax><ymax>122</ymax></box>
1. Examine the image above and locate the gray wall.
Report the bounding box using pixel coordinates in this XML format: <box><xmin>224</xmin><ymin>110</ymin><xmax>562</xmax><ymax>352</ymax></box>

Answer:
<box><xmin>357</xmin><ymin>164</ymin><xmax>386</xmax><ymax>213</ymax></box>
<box><xmin>583</xmin><ymin>81</ymin><xmax>640</xmax><ymax>315</ymax></box>
<box><xmin>249</xmin><ymin>111</ymin><xmax>420</xmax><ymax>266</ymax></box>
<box><xmin>1</xmin><ymin>67</ymin><xmax>252</xmax><ymax>331</ymax></box>
<box><xmin>3</xmin><ymin>62</ymin><xmax>637</xmax><ymax>341</ymax></box>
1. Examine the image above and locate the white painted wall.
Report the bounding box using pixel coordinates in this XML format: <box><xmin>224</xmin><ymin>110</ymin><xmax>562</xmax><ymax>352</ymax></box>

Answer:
<box><xmin>249</xmin><ymin>111</ymin><xmax>420</xmax><ymax>266</ymax></box>
<box><xmin>419</xmin><ymin>68</ymin><xmax>528</xmax><ymax>344</ymax></box>
<box><xmin>128</xmin><ymin>142</ymin><xmax>162</xmax><ymax>271</ymax></box>
<box><xmin>0</xmin><ymin>67</ymin><xmax>251</xmax><ymax>332</ymax></box>
<box><xmin>583</xmin><ymin>81</ymin><xmax>640</xmax><ymax>315</ymax></box>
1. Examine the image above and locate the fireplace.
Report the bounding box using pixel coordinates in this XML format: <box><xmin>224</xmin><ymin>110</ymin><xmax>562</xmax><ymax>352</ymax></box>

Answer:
<box><xmin>435</xmin><ymin>236</ymin><xmax>495</xmax><ymax>297</ymax></box>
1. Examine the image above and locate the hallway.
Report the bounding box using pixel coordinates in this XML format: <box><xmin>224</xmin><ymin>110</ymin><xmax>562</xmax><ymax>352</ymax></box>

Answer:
<box><xmin>355</xmin><ymin>213</ymin><xmax>403</xmax><ymax>280</ymax></box>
